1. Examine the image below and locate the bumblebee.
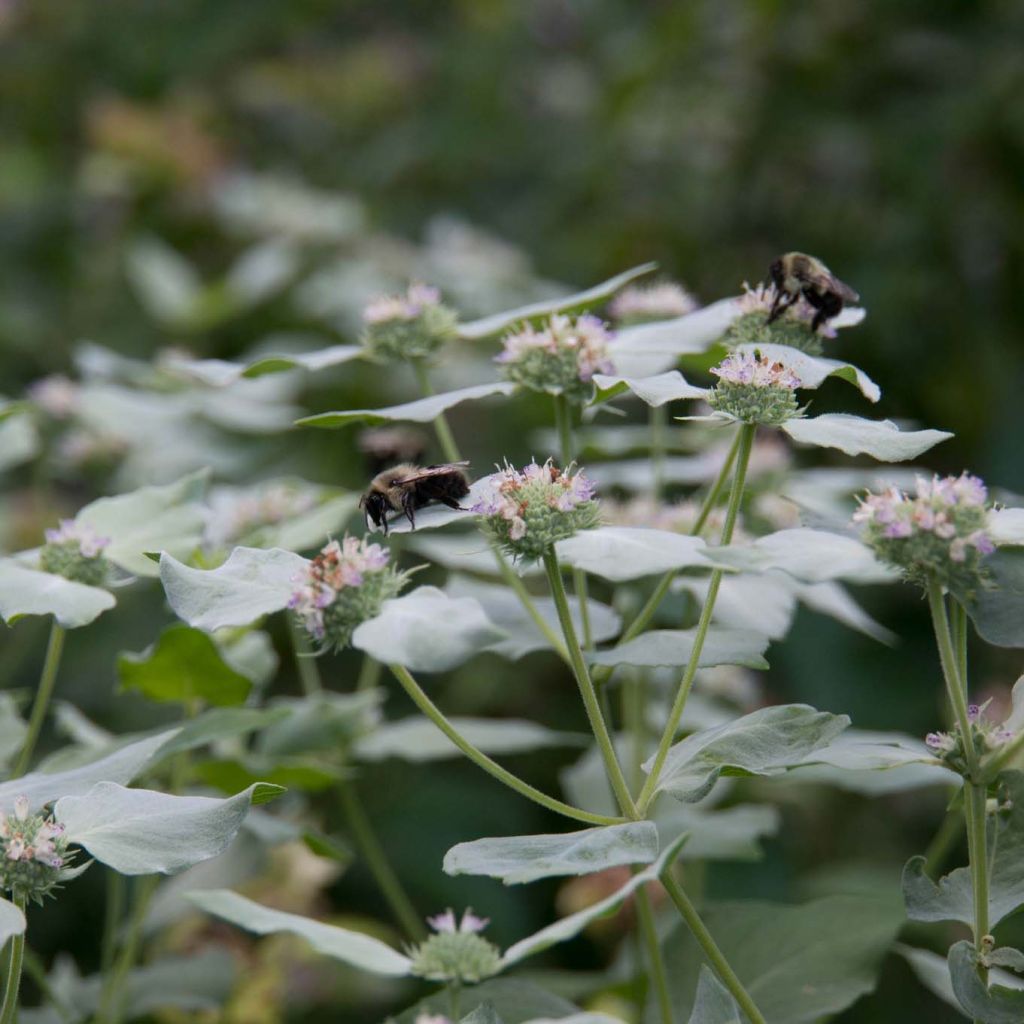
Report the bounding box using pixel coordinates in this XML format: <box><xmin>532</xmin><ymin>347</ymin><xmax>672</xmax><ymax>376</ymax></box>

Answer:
<box><xmin>768</xmin><ymin>252</ymin><xmax>859</xmax><ymax>332</ymax></box>
<box><xmin>359</xmin><ymin>462</ymin><xmax>471</xmax><ymax>534</ymax></box>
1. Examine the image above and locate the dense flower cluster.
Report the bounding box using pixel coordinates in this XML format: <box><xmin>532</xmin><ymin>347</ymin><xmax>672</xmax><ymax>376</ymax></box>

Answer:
<box><xmin>409</xmin><ymin>908</ymin><xmax>502</xmax><ymax>984</ymax></box>
<box><xmin>853</xmin><ymin>473</ymin><xmax>995</xmax><ymax>592</ymax></box>
<box><xmin>707</xmin><ymin>351</ymin><xmax>802</xmax><ymax>426</ymax></box>
<box><xmin>608</xmin><ymin>282</ymin><xmax>698</xmax><ymax>325</ymax></box>
<box><xmin>473</xmin><ymin>460</ymin><xmax>600</xmax><ymax>561</ymax></box>
<box><xmin>28</xmin><ymin>374</ymin><xmax>80</xmax><ymax>419</ymax></box>
<box><xmin>289</xmin><ymin>536</ymin><xmax>407</xmax><ymax>650</ymax></box>
<box><xmin>361</xmin><ymin>283</ymin><xmax>459</xmax><ymax>362</ymax></box>
<box><xmin>722</xmin><ymin>282</ymin><xmax>834</xmax><ymax>355</ymax></box>
<box><xmin>205</xmin><ymin>483</ymin><xmax>318</xmax><ymax>549</ymax></box>
<box><xmin>496</xmin><ymin>314</ymin><xmax>615</xmax><ymax>402</ymax></box>
<box><xmin>39</xmin><ymin>519</ymin><xmax>111</xmax><ymax>585</ymax></box>
<box><xmin>926</xmin><ymin>703</ymin><xmax>1016</xmax><ymax>775</ymax></box>
<box><xmin>0</xmin><ymin>796</ymin><xmax>71</xmax><ymax>904</ymax></box>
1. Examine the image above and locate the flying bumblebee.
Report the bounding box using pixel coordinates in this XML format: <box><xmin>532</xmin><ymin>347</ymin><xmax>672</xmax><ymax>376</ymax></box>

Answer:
<box><xmin>359</xmin><ymin>462</ymin><xmax>471</xmax><ymax>534</ymax></box>
<box><xmin>767</xmin><ymin>252</ymin><xmax>859</xmax><ymax>332</ymax></box>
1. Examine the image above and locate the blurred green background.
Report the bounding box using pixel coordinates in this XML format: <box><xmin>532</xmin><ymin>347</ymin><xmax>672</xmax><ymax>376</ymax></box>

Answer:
<box><xmin>2</xmin><ymin>2</ymin><xmax>1024</xmax><ymax>1021</ymax></box>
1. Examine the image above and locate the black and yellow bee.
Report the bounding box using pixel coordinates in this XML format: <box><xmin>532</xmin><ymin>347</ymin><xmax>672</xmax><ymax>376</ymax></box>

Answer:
<box><xmin>359</xmin><ymin>462</ymin><xmax>471</xmax><ymax>534</ymax></box>
<box><xmin>768</xmin><ymin>252</ymin><xmax>859</xmax><ymax>332</ymax></box>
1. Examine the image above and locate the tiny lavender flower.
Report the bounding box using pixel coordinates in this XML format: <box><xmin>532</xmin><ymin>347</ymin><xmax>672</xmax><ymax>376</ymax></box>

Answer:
<box><xmin>608</xmin><ymin>282</ymin><xmax>698</xmax><ymax>325</ymax></box>
<box><xmin>853</xmin><ymin>472</ymin><xmax>995</xmax><ymax>593</ymax></box>
<box><xmin>409</xmin><ymin>908</ymin><xmax>502</xmax><ymax>983</ymax></box>
<box><xmin>473</xmin><ymin>460</ymin><xmax>600</xmax><ymax>561</ymax></box>
<box><xmin>723</xmin><ymin>282</ymin><xmax>837</xmax><ymax>355</ymax></box>
<box><xmin>707</xmin><ymin>351</ymin><xmax>802</xmax><ymax>426</ymax></box>
<box><xmin>39</xmin><ymin>519</ymin><xmax>111</xmax><ymax>585</ymax></box>
<box><xmin>289</xmin><ymin>535</ymin><xmax>408</xmax><ymax>651</ymax></box>
<box><xmin>0</xmin><ymin>796</ymin><xmax>72</xmax><ymax>904</ymax></box>
<box><xmin>496</xmin><ymin>314</ymin><xmax>615</xmax><ymax>402</ymax></box>
<box><xmin>925</xmin><ymin>700</ymin><xmax>1017</xmax><ymax>776</ymax></box>
<box><xmin>361</xmin><ymin>283</ymin><xmax>459</xmax><ymax>362</ymax></box>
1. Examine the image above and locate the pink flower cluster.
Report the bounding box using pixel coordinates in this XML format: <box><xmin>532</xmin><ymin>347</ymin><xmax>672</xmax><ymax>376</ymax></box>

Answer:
<box><xmin>43</xmin><ymin>520</ymin><xmax>110</xmax><ymax>558</ymax></box>
<box><xmin>710</xmin><ymin>351</ymin><xmax>802</xmax><ymax>390</ymax></box>
<box><xmin>426</xmin><ymin>907</ymin><xmax>490</xmax><ymax>935</ymax></box>
<box><xmin>363</xmin><ymin>283</ymin><xmax>443</xmax><ymax>324</ymax></box>
<box><xmin>1</xmin><ymin>797</ymin><xmax>65</xmax><ymax>869</ymax></box>
<box><xmin>608</xmin><ymin>282</ymin><xmax>698</xmax><ymax>323</ymax></box>
<box><xmin>497</xmin><ymin>313</ymin><xmax>615</xmax><ymax>382</ymax></box>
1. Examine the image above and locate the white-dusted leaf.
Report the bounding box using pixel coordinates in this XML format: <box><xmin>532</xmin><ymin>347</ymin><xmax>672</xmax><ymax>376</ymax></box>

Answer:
<box><xmin>555</xmin><ymin>527</ymin><xmax>716</xmax><ymax>582</ymax></box>
<box><xmin>707</xmin><ymin>528</ymin><xmax>896</xmax><ymax>584</ymax></box>
<box><xmin>501</xmin><ymin>832</ymin><xmax>688</xmax><ymax>966</ymax></box>
<box><xmin>444</xmin><ymin>822</ymin><xmax>659</xmax><ymax>885</ymax></box>
<box><xmin>0</xmin><ymin>560</ymin><xmax>115</xmax><ymax>628</ymax></box>
<box><xmin>687</xmin><ymin>965</ymin><xmax>742</xmax><ymax>1024</ymax></box>
<box><xmin>446</xmin><ymin>576</ymin><xmax>619</xmax><ymax>660</ymax></box>
<box><xmin>126</xmin><ymin>237</ymin><xmax>202</xmax><ymax>324</ymax></box>
<box><xmin>355</xmin><ymin>716</ymin><xmax>583</xmax><ymax>763</ymax></box>
<box><xmin>0</xmin><ymin>694</ymin><xmax>27</xmax><ymax>769</ymax></box>
<box><xmin>167</xmin><ymin>343</ymin><xmax>363</xmax><ymax>387</ymax></box>
<box><xmin>794</xmin><ymin>580</ymin><xmax>897</xmax><ymax>645</ymax></box>
<box><xmin>296</xmin><ymin>381</ymin><xmax>516</xmax><ymax>428</ymax></box>
<box><xmin>588</xmin><ymin>628</ymin><xmax>770</xmax><ymax>670</ymax></box>
<box><xmin>224</xmin><ymin>240</ymin><xmax>298</xmax><ymax>304</ymax></box>
<box><xmin>948</xmin><ymin>940</ymin><xmax>1024</xmax><ymax>1023</ymax></box>
<box><xmin>188</xmin><ymin>889</ymin><xmax>412</xmax><ymax>976</ymax></box>
<box><xmin>0</xmin><ymin>729</ymin><xmax>178</xmax><ymax>814</ymax></box>
<box><xmin>56</xmin><ymin>782</ymin><xmax>281</xmax><ymax>874</ymax></box>
<box><xmin>735</xmin><ymin>342</ymin><xmax>880</xmax><ymax>402</ymax></box>
<box><xmin>782</xmin><ymin>415</ymin><xmax>953</xmax><ymax>461</ymax></box>
<box><xmin>585</xmin><ymin>451</ymin><xmax>726</xmax><ymax>491</ymax></box>
<box><xmin>591</xmin><ymin>371</ymin><xmax>707</xmax><ymax>408</ymax></box>
<box><xmin>260</xmin><ymin>495</ymin><xmax>357</xmax><ymax>553</ymax></box>
<box><xmin>655</xmin><ymin>803</ymin><xmax>780</xmax><ymax>862</ymax></box>
<box><xmin>896</xmin><ymin>943</ymin><xmax>1024</xmax><ymax>1015</ymax></box>
<box><xmin>76</xmin><ymin>471</ymin><xmax>208</xmax><ymax>576</ymax></box>
<box><xmin>646</xmin><ymin>704</ymin><xmax>850</xmax><ymax>802</ymax></box>
<box><xmin>160</xmin><ymin>547</ymin><xmax>308</xmax><ymax>631</ymax></box>
<box><xmin>676</xmin><ymin>573</ymin><xmax>797</xmax><ymax>641</ymax></box>
<box><xmin>457</xmin><ymin>264</ymin><xmax>657</xmax><ymax>340</ymax></box>
<box><xmin>609</xmin><ymin>297</ymin><xmax>739</xmax><ymax>359</ymax></box>
<box><xmin>990</xmin><ymin>508</ymin><xmax>1024</xmax><ymax>546</ymax></box>
<box><xmin>0</xmin><ymin>412</ymin><xmax>39</xmax><ymax>473</ymax></box>
<box><xmin>352</xmin><ymin>586</ymin><xmax>505</xmax><ymax>672</ymax></box>
<box><xmin>0</xmin><ymin>897</ymin><xmax>26</xmax><ymax>947</ymax></box>
<box><xmin>408</xmin><ymin>534</ymin><xmax>540</xmax><ymax>576</ymax></box>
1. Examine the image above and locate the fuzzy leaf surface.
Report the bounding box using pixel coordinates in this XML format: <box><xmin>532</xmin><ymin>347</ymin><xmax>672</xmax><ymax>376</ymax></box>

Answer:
<box><xmin>555</xmin><ymin>527</ymin><xmax>716</xmax><ymax>581</ymax></box>
<box><xmin>589</xmin><ymin>628</ymin><xmax>770</xmax><ymax>670</ymax></box>
<box><xmin>782</xmin><ymin>414</ymin><xmax>953</xmax><ymax>461</ymax></box>
<box><xmin>0</xmin><ymin>561</ymin><xmax>115</xmax><ymax>628</ymax></box>
<box><xmin>948</xmin><ymin>941</ymin><xmax>1024</xmax><ymax>1023</ymax></box>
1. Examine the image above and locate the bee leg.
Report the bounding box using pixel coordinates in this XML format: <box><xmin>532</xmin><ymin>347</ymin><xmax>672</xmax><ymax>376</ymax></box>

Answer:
<box><xmin>438</xmin><ymin>497</ymin><xmax>466</xmax><ymax>510</ymax></box>
<box><xmin>810</xmin><ymin>291</ymin><xmax>842</xmax><ymax>332</ymax></box>
<box><xmin>402</xmin><ymin>491</ymin><xmax>417</xmax><ymax>529</ymax></box>
<box><xmin>766</xmin><ymin>290</ymin><xmax>796</xmax><ymax>324</ymax></box>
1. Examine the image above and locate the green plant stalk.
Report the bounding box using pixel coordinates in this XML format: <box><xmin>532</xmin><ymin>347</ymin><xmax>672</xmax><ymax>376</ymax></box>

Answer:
<box><xmin>637</xmin><ymin>423</ymin><xmax>755</xmax><ymax>813</ymax></box>
<box><xmin>923</xmin><ymin>803</ymin><xmax>964</xmax><ymax>876</ymax></box>
<box><xmin>101</xmin><ymin>870</ymin><xmax>126</xmax><ymax>976</ymax></box>
<box><xmin>412</xmin><ymin>360</ymin><xmax>461</xmax><ymax>465</ymax></box>
<box><xmin>662</xmin><ymin>873</ymin><xmax>766</xmax><ymax>1024</ymax></box>
<box><xmin>13</xmin><ymin>621</ymin><xmax>66</xmax><ymax>776</ymax></box>
<box><xmin>356</xmin><ymin>652</ymin><xmax>383</xmax><ymax>692</ymax></box>
<box><xmin>542</xmin><ymin>550</ymin><xmax>639</xmax><ymax>819</ymax></box>
<box><xmin>591</xmin><ymin>426</ymin><xmax>743</xmax><ymax>688</ymax></box>
<box><xmin>339</xmin><ymin>780</ymin><xmax>426</xmax><ymax>942</ymax></box>
<box><xmin>634</xmin><ymin>882</ymin><xmax>674</xmax><ymax>1024</ymax></box>
<box><xmin>388</xmin><ymin>663</ymin><xmax>625</xmax><ymax>826</ymax></box>
<box><xmin>0</xmin><ymin>895</ymin><xmax>25</xmax><ymax>1024</ymax></box>
<box><xmin>97</xmin><ymin>874</ymin><xmax>159</xmax><ymax>1024</ymax></box>
<box><xmin>650</xmin><ymin>403</ymin><xmax>668</xmax><ymax>503</ymax></box>
<box><xmin>289</xmin><ymin>617</ymin><xmax>323</xmax><ymax>696</ymax></box>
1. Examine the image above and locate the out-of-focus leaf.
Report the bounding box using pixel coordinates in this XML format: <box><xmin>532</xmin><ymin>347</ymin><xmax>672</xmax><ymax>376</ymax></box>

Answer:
<box><xmin>126</xmin><ymin>237</ymin><xmax>202</xmax><ymax>324</ymax></box>
<box><xmin>157</xmin><ymin>707</ymin><xmax>292</xmax><ymax>758</ymax></box>
<box><xmin>443</xmin><ymin>822</ymin><xmax>659</xmax><ymax>885</ymax></box>
<box><xmin>188</xmin><ymin>889</ymin><xmax>413</xmax><ymax>975</ymax></box>
<box><xmin>352</xmin><ymin>586</ymin><xmax>505</xmax><ymax>672</ymax></box>
<box><xmin>782</xmin><ymin>415</ymin><xmax>953</xmax><ymax>461</ymax></box>
<box><xmin>296</xmin><ymin>382</ymin><xmax>516</xmax><ymax>428</ymax></box>
<box><xmin>354</xmin><ymin>717</ymin><xmax>583</xmax><ymax>763</ymax></box>
<box><xmin>555</xmin><ymin>527</ymin><xmax>716</xmax><ymax>581</ymax></box>
<box><xmin>686</xmin><ymin>966</ymin><xmax>742</xmax><ymax>1024</ymax></box>
<box><xmin>255</xmin><ymin>692</ymin><xmax>381</xmax><ymax>757</ymax></box>
<box><xmin>962</xmin><ymin>548</ymin><xmax>1024</xmax><ymax>647</ymax></box>
<box><xmin>989</xmin><ymin>508</ymin><xmax>1024</xmax><ymax>546</ymax></box>
<box><xmin>655</xmin><ymin>803</ymin><xmax>780</xmax><ymax>862</ymax></box>
<box><xmin>167</xmin><ymin>343</ymin><xmax>363</xmax><ymax>387</ymax></box>
<box><xmin>948</xmin><ymin>941</ymin><xmax>1024</xmax><ymax>1023</ymax></box>
<box><xmin>735</xmin><ymin>342</ymin><xmax>880</xmax><ymax>402</ymax></box>
<box><xmin>457</xmin><ymin>264</ymin><xmax>657</xmax><ymax>340</ymax></box>
<box><xmin>160</xmin><ymin>547</ymin><xmax>308</xmax><ymax>631</ymax></box>
<box><xmin>896</xmin><ymin>944</ymin><xmax>1024</xmax><ymax>1015</ymax></box>
<box><xmin>118</xmin><ymin>625</ymin><xmax>252</xmax><ymax>706</ymax></box>
<box><xmin>396</xmin><ymin>979</ymin><xmax>581</xmax><ymax>1024</ymax></box>
<box><xmin>0</xmin><ymin>560</ymin><xmax>115</xmax><ymax>628</ymax></box>
<box><xmin>647</xmin><ymin>705</ymin><xmax>850</xmax><ymax>802</ymax></box>
<box><xmin>56</xmin><ymin>782</ymin><xmax>282</xmax><ymax>874</ymax></box>
<box><xmin>0</xmin><ymin>897</ymin><xmax>26</xmax><ymax>947</ymax></box>
<box><xmin>794</xmin><ymin>580</ymin><xmax>897</xmax><ymax>645</ymax></box>
<box><xmin>588</xmin><ymin>628</ymin><xmax>770</xmax><ymax>670</ymax></box>
<box><xmin>0</xmin><ymin>694</ymin><xmax>27</xmax><ymax>769</ymax></box>
<box><xmin>408</xmin><ymin>533</ymin><xmax>536</xmax><ymax>576</ymax></box>
<box><xmin>591</xmin><ymin>371</ymin><xmax>707</xmax><ymax>407</ymax></box>
<box><xmin>0</xmin><ymin>412</ymin><xmax>39</xmax><ymax>472</ymax></box>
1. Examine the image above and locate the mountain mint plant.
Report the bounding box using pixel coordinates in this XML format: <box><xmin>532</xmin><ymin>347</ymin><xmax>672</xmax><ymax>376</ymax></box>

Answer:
<box><xmin>38</xmin><ymin>520</ymin><xmax>111</xmax><ymax>585</ymax></box>
<box><xmin>362</xmin><ymin>283</ymin><xmax>460</xmax><ymax>362</ymax></box>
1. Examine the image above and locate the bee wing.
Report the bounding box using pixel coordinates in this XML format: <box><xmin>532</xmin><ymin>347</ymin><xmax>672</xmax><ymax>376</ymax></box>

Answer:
<box><xmin>393</xmin><ymin>462</ymin><xmax>470</xmax><ymax>485</ymax></box>
<box><xmin>830</xmin><ymin>276</ymin><xmax>860</xmax><ymax>303</ymax></box>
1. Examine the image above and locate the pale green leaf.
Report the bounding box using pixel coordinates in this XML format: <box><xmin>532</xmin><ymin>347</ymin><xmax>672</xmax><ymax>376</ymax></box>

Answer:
<box><xmin>0</xmin><ymin>694</ymin><xmax>27</xmax><ymax>769</ymax></box>
<box><xmin>126</xmin><ymin>237</ymin><xmax>202</xmax><ymax>324</ymax></box>
<box><xmin>0</xmin><ymin>412</ymin><xmax>40</xmax><ymax>473</ymax></box>
<box><xmin>735</xmin><ymin>342</ymin><xmax>880</xmax><ymax>402</ymax></box>
<box><xmin>0</xmin><ymin>560</ymin><xmax>115</xmax><ymax>628</ymax></box>
<box><xmin>396</xmin><ymin>979</ymin><xmax>580</xmax><ymax>1024</ymax></box>
<box><xmin>655</xmin><ymin>803</ymin><xmax>780</xmax><ymax>862</ymax></box>
<box><xmin>555</xmin><ymin>527</ymin><xmax>716</xmax><ymax>582</ymax></box>
<box><xmin>949</xmin><ymin>940</ymin><xmax>1024</xmax><ymax>1023</ymax></box>
<box><xmin>782</xmin><ymin>414</ymin><xmax>953</xmax><ymax>461</ymax></box>
<box><xmin>158</xmin><ymin>707</ymin><xmax>292</xmax><ymax>758</ymax></box>
<box><xmin>167</xmin><ymin>344</ymin><xmax>362</xmax><ymax>387</ymax></box>
<box><xmin>896</xmin><ymin>943</ymin><xmax>1024</xmax><ymax>1015</ymax></box>
<box><xmin>687</xmin><ymin>966</ymin><xmax>742</xmax><ymax>1024</ymax></box>
<box><xmin>443</xmin><ymin>822</ymin><xmax>659</xmax><ymax>885</ymax></box>
<box><xmin>0</xmin><ymin>897</ymin><xmax>26</xmax><ymax>947</ymax></box>
<box><xmin>187</xmin><ymin>889</ymin><xmax>413</xmax><ymax>975</ymax></box>
<box><xmin>591</xmin><ymin>371</ymin><xmax>707</xmax><ymax>407</ymax></box>
<box><xmin>989</xmin><ymin>508</ymin><xmax>1024</xmax><ymax>547</ymax></box>
<box><xmin>588</xmin><ymin>628</ymin><xmax>770</xmax><ymax>670</ymax></box>
<box><xmin>962</xmin><ymin>548</ymin><xmax>1024</xmax><ymax>647</ymax></box>
<box><xmin>408</xmin><ymin>533</ymin><xmax>538</xmax><ymax>576</ymax></box>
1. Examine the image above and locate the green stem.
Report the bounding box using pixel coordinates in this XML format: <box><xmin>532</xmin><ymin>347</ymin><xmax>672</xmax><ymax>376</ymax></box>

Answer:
<box><xmin>651</xmin><ymin>404</ymin><xmax>668</xmax><ymax>503</ymax></box>
<box><xmin>13</xmin><ymin>622</ymin><xmax>66</xmax><ymax>776</ymax></box>
<box><xmin>592</xmin><ymin>427</ymin><xmax>743</xmax><ymax>688</ymax></box>
<box><xmin>339</xmin><ymin>780</ymin><xmax>425</xmax><ymax>942</ymax></box>
<box><xmin>356</xmin><ymin>653</ymin><xmax>383</xmax><ymax>693</ymax></box>
<box><xmin>637</xmin><ymin>424</ymin><xmax>755</xmax><ymax>814</ymax></box>
<box><xmin>412</xmin><ymin>361</ymin><xmax>461</xmax><ymax>464</ymax></box>
<box><xmin>388</xmin><ymin>664</ymin><xmax>624</xmax><ymax>826</ymax></box>
<box><xmin>542</xmin><ymin>551</ymin><xmax>639</xmax><ymax>819</ymax></box>
<box><xmin>97</xmin><ymin>875</ymin><xmax>158</xmax><ymax>1024</ymax></box>
<box><xmin>491</xmin><ymin>547</ymin><xmax>569</xmax><ymax>660</ymax></box>
<box><xmin>662</xmin><ymin>873</ymin><xmax>766</xmax><ymax>1024</ymax></box>
<box><xmin>289</xmin><ymin>618</ymin><xmax>323</xmax><ymax>696</ymax></box>
<box><xmin>624</xmin><ymin>670</ymin><xmax>647</xmax><ymax>793</ymax></box>
<box><xmin>101</xmin><ymin>870</ymin><xmax>126</xmax><ymax>976</ymax></box>
<box><xmin>634</xmin><ymin>883</ymin><xmax>673</xmax><ymax>1024</ymax></box>
<box><xmin>0</xmin><ymin>896</ymin><xmax>25</xmax><ymax>1024</ymax></box>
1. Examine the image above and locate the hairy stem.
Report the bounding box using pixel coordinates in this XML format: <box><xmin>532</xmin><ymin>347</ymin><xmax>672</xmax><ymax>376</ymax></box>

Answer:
<box><xmin>0</xmin><ymin>896</ymin><xmax>25</xmax><ymax>1024</ymax></box>
<box><xmin>289</xmin><ymin>617</ymin><xmax>323</xmax><ymax>696</ymax></box>
<box><xmin>388</xmin><ymin>664</ymin><xmax>625</xmax><ymax>826</ymax></box>
<box><xmin>356</xmin><ymin>653</ymin><xmax>383</xmax><ymax>693</ymax></box>
<box><xmin>13</xmin><ymin>621</ymin><xmax>66</xmax><ymax>776</ymax></box>
<box><xmin>637</xmin><ymin>424</ymin><xmax>755</xmax><ymax>813</ymax></box>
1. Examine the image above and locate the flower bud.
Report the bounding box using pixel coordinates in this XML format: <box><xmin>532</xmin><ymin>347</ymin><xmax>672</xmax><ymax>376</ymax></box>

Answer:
<box><xmin>409</xmin><ymin>908</ymin><xmax>502</xmax><ymax>984</ymax></box>
<box><xmin>925</xmin><ymin>700</ymin><xmax>1016</xmax><ymax>777</ymax></box>
<box><xmin>0</xmin><ymin>798</ymin><xmax>72</xmax><ymax>905</ymax></box>
<box><xmin>608</xmin><ymin>282</ymin><xmax>698</xmax><ymax>326</ymax></box>
<box><xmin>289</xmin><ymin>536</ymin><xmax>408</xmax><ymax>651</ymax></box>
<box><xmin>707</xmin><ymin>351</ymin><xmax>802</xmax><ymax>426</ymax></box>
<box><xmin>723</xmin><ymin>282</ymin><xmax>833</xmax><ymax>355</ymax></box>
<box><xmin>361</xmin><ymin>283</ymin><xmax>458</xmax><ymax>363</ymax></box>
<box><xmin>473</xmin><ymin>460</ymin><xmax>600</xmax><ymax>562</ymax></box>
<box><xmin>853</xmin><ymin>473</ymin><xmax>995</xmax><ymax>593</ymax></box>
<box><xmin>496</xmin><ymin>314</ymin><xmax>614</xmax><ymax>403</ymax></box>
<box><xmin>39</xmin><ymin>520</ymin><xmax>111</xmax><ymax>585</ymax></box>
